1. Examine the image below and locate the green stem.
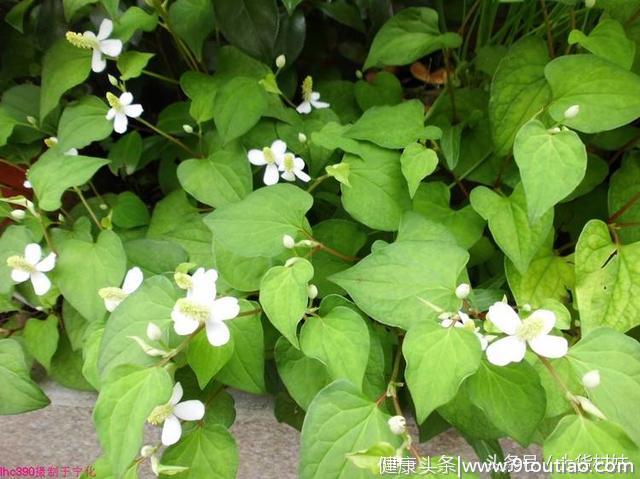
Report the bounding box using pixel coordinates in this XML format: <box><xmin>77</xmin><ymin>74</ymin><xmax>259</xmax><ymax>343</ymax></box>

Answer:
<box><xmin>306</xmin><ymin>174</ymin><xmax>329</xmax><ymax>193</ymax></box>
<box><xmin>136</xmin><ymin>117</ymin><xmax>199</xmax><ymax>157</ymax></box>
<box><xmin>73</xmin><ymin>186</ymin><xmax>102</xmax><ymax>230</ymax></box>
<box><xmin>142</xmin><ymin>69</ymin><xmax>180</xmax><ymax>85</ymax></box>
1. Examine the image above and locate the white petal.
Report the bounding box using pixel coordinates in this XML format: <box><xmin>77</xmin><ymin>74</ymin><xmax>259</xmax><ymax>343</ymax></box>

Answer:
<box><xmin>205</xmin><ymin>319</ymin><xmax>230</xmax><ymax>347</ymax></box>
<box><xmin>106</xmin><ymin>108</ymin><xmax>116</xmax><ymax>120</ymax></box>
<box><xmin>247</xmin><ymin>149</ymin><xmax>266</xmax><ymax>165</ymax></box>
<box><xmin>122</xmin><ymin>267</ymin><xmax>143</xmax><ymax>294</ymax></box>
<box><xmin>440</xmin><ymin>319</ymin><xmax>455</xmax><ymax>328</ymax></box>
<box><xmin>189</xmin><ymin>268</ymin><xmax>217</xmax><ymax>303</ymax></box>
<box><xmin>171</xmin><ymin>309</ymin><xmax>200</xmax><ymax>335</ymax></box>
<box><xmin>113</xmin><ymin>112</ymin><xmax>128</xmax><ymax>134</ymax></box>
<box><xmin>263</xmin><ymin>163</ymin><xmax>280</xmax><ymax>185</ymax></box>
<box><xmin>311</xmin><ymin>100</ymin><xmax>330</xmax><ymax>109</ymax></box>
<box><xmin>104</xmin><ymin>297</ymin><xmax>121</xmax><ymax>313</ymax></box>
<box><xmin>293</xmin><ymin>156</ymin><xmax>305</xmax><ymax>170</ymax></box>
<box><xmin>485</xmin><ymin>336</ymin><xmax>526</xmax><ymax>366</ymax></box>
<box><xmin>91</xmin><ymin>49</ymin><xmax>106</xmax><ymax>73</ymax></box>
<box><xmin>161</xmin><ymin>414</ymin><xmax>182</xmax><ymax>446</ymax></box>
<box><xmin>296</xmin><ymin>101</ymin><xmax>312</xmax><ymax>114</ymax></box>
<box><xmin>30</xmin><ymin>272</ymin><xmax>51</xmax><ymax>296</ymax></box>
<box><xmin>36</xmin><ymin>252</ymin><xmax>56</xmax><ymax>272</ymax></box>
<box><xmin>281</xmin><ymin>171</ymin><xmax>295</xmax><ymax>182</ymax></box>
<box><xmin>173</xmin><ymin>400</ymin><xmax>205</xmax><ymax>421</ymax></box>
<box><xmin>170</xmin><ymin>382</ymin><xmax>183</xmax><ymax>405</ymax></box>
<box><xmin>24</xmin><ymin>243</ymin><xmax>41</xmax><ymax>264</ymax></box>
<box><xmin>124</xmin><ymin>104</ymin><xmax>143</xmax><ymax>118</ymax></box>
<box><xmin>528</xmin><ymin>334</ymin><xmax>568</xmax><ymax>359</ymax></box>
<box><xmin>99</xmin><ymin>39</ymin><xmax>122</xmax><ymax>57</ymax></box>
<box><xmin>311</xmin><ymin>92</ymin><xmax>321</xmax><ymax>101</ymax></box>
<box><xmin>65</xmin><ymin>148</ymin><xmax>78</xmax><ymax>156</ymax></box>
<box><xmin>529</xmin><ymin>309</ymin><xmax>556</xmax><ymax>336</ymax></box>
<box><xmin>119</xmin><ymin>92</ymin><xmax>133</xmax><ymax>106</ymax></box>
<box><xmin>211</xmin><ymin>296</ymin><xmax>239</xmax><ymax>322</ymax></box>
<box><xmin>294</xmin><ymin>169</ymin><xmax>311</xmax><ymax>183</ymax></box>
<box><xmin>487</xmin><ymin>302</ymin><xmax>521</xmax><ymax>335</ymax></box>
<box><xmin>11</xmin><ymin>269</ymin><xmax>29</xmax><ymax>283</ymax></box>
<box><xmin>270</xmin><ymin>140</ymin><xmax>287</xmax><ymax>157</ymax></box>
<box><xmin>97</xmin><ymin>18</ymin><xmax>113</xmax><ymax>40</ymax></box>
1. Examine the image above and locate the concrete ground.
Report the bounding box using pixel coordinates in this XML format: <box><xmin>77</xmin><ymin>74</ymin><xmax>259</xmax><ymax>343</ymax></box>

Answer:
<box><xmin>0</xmin><ymin>381</ymin><xmax>547</xmax><ymax>478</ymax></box>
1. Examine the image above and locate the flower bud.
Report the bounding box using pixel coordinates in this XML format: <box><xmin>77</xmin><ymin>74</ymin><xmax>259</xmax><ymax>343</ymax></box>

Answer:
<box><xmin>307</xmin><ymin>284</ymin><xmax>318</xmax><ymax>300</ymax></box>
<box><xmin>10</xmin><ymin>209</ymin><xmax>25</xmax><ymax>221</ymax></box>
<box><xmin>455</xmin><ymin>283</ymin><xmax>470</xmax><ymax>300</ymax></box>
<box><xmin>575</xmin><ymin>395</ymin><xmax>606</xmax><ymax>420</ymax></box>
<box><xmin>547</xmin><ymin>127</ymin><xmax>561</xmax><ymax>134</ymax></box>
<box><xmin>582</xmin><ymin>370</ymin><xmax>600</xmax><ymax>389</ymax></box>
<box><xmin>182</xmin><ymin>124</ymin><xmax>194</xmax><ymax>134</ymax></box>
<box><xmin>23</xmin><ymin>180</ymin><xmax>32</xmax><ymax>189</ymax></box>
<box><xmin>564</xmin><ymin>104</ymin><xmax>580</xmax><ymax>119</ymax></box>
<box><xmin>521</xmin><ymin>303</ymin><xmax>532</xmax><ymax>313</ymax></box>
<box><xmin>298</xmin><ymin>132</ymin><xmax>307</xmax><ymax>143</ymax></box>
<box><xmin>387</xmin><ymin>415</ymin><xmax>406</xmax><ymax>435</ymax></box>
<box><xmin>355</xmin><ymin>70</ymin><xmax>363</xmax><ymax>79</ymax></box>
<box><xmin>297</xmin><ymin>239</ymin><xmax>318</xmax><ymax>248</ymax></box>
<box><xmin>26</xmin><ymin>116</ymin><xmax>37</xmax><ymax>126</ymax></box>
<box><xmin>108</xmin><ymin>74</ymin><xmax>119</xmax><ymax>87</ymax></box>
<box><xmin>58</xmin><ymin>213</ymin><xmax>65</xmax><ymax>222</ymax></box>
<box><xmin>44</xmin><ymin>136</ymin><xmax>59</xmax><ymax>148</ymax></box>
<box><xmin>140</xmin><ymin>445</ymin><xmax>156</xmax><ymax>458</ymax></box>
<box><xmin>585</xmin><ymin>0</ymin><xmax>595</xmax><ymax>8</ymax></box>
<box><xmin>275</xmin><ymin>54</ymin><xmax>286</xmax><ymax>69</ymax></box>
<box><xmin>99</xmin><ymin>203</ymin><xmax>108</xmax><ymax>210</ymax></box>
<box><xmin>146</xmin><ymin>322</ymin><xmax>163</xmax><ymax>341</ymax></box>
<box><xmin>127</xmin><ymin>336</ymin><xmax>168</xmax><ymax>357</ymax></box>
<box><xmin>282</xmin><ymin>234</ymin><xmax>296</xmax><ymax>249</ymax></box>
<box><xmin>174</xmin><ymin>271</ymin><xmax>192</xmax><ymax>290</ymax></box>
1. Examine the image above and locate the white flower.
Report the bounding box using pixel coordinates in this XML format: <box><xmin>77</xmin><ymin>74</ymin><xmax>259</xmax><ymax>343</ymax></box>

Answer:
<box><xmin>296</xmin><ymin>76</ymin><xmax>330</xmax><ymax>114</ymax></box>
<box><xmin>23</xmin><ymin>180</ymin><xmax>32</xmax><ymax>189</ymax></box>
<box><xmin>387</xmin><ymin>415</ymin><xmax>406</xmax><ymax>435</ymax></box>
<box><xmin>440</xmin><ymin>311</ymin><xmax>489</xmax><ymax>351</ymax></box>
<box><xmin>247</xmin><ymin>140</ymin><xmax>287</xmax><ymax>186</ymax></box>
<box><xmin>275</xmin><ymin>54</ymin><xmax>286</xmax><ymax>69</ymax></box>
<box><xmin>65</xmin><ymin>19</ymin><xmax>123</xmax><ymax>73</ymax></box>
<box><xmin>279</xmin><ymin>153</ymin><xmax>311</xmax><ymax>183</ymax></box>
<box><xmin>147</xmin><ymin>382</ymin><xmax>205</xmax><ymax>446</ymax></box>
<box><xmin>98</xmin><ymin>266</ymin><xmax>143</xmax><ymax>312</ymax></box>
<box><xmin>582</xmin><ymin>370</ymin><xmax>600</xmax><ymax>389</ymax></box>
<box><xmin>564</xmin><ymin>104</ymin><xmax>580</xmax><ymax>119</ymax></box>
<box><xmin>298</xmin><ymin>132</ymin><xmax>307</xmax><ymax>143</ymax></box>
<box><xmin>485</xmin><ymin>302</ymin><xmax>568</xmax><ymax>366</ymax></box>
<box><xmin>106</xmin><ymin>92</ymin><xmax>143</xmax><ymax>134</ymax></box>
<box><xmin>146</xmin><ymin>322</ymin><xmax>162</xmax><ymax>341</ymax></box>
<box><xmin>6</xmin><ymin>243</ymin><xmax>56</xmax><ymax>296</ymax></box>
<box><xmin>171</xmin><ymin>268</ymin><xmax>239</xmax><ymax>346</ymax></box>
<box><xmin>455</xmin><ymin>283</ymin><xmax>471</xmax><ymax>300</ymax></box>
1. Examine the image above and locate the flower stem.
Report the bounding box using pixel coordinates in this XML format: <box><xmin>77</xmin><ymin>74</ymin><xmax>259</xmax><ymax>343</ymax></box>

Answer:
<box><xmin>306</xmin><ymin>175</ymin><xmax>329</xmax><ymax>193</ymax></box>
<box><xmin>141</xmin><ymin>69</ymin><xmax>180</xmax><ymax>85</ymax></box>
<box><xmin>538</xmin><ymin>355</ymin><xmax>582</xmax><ymax>416</ymax></box>
<box><xmin>136</xmin><ymin>117</ymin><xmax>199</xmax><ymax>157</ymax></box>
<box><xmin>72</xmin><ymin>186</ymin><xmax>102</xmax><ymax>230</ymax></box>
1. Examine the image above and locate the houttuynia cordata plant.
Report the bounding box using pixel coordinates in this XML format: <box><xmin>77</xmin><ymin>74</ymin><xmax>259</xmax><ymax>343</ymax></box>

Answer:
<box><xmin>1</xmin><ymin>0</ymin><xmax>640</xmax><ymax>477</ymax></box>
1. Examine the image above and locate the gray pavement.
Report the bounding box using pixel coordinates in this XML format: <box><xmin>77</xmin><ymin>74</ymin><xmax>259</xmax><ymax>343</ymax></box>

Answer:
<box><xmin>0</xmin><ymin>381</ymin><xmax>546</xmax><ymax>478</ymax></box>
